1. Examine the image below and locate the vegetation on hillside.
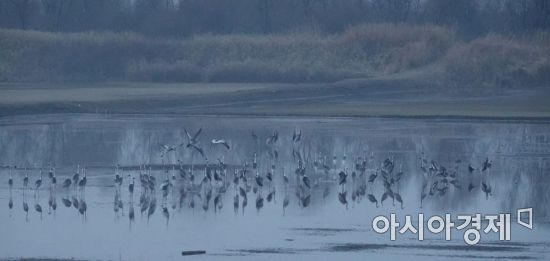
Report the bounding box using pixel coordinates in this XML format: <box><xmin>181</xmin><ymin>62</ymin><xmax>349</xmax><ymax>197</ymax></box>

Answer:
<box><xmin>1</xmin><ymin>24</ymin><xmax>549</xmax><ymax>88</ymax></box>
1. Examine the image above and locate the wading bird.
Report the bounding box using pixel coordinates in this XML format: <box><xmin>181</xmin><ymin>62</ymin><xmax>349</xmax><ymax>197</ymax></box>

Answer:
<box><xmin>128</xmin><ymin>174</ymin><xmax>135</xmax><ymax>195</ymax></box>
<box><xmin>302</xmin><ymin>175</ymin><xmax>311</xmax><ymax>189</ymax></box>
<box><xmin>8</xmin><ymin>166</ymin><xmax>13</xmax><ymax>189</ymax></box>
<box><xmin>35</xmin><ymin>169</ymin><xmax>43</xmax><ymax>192</ymax></box>
<box><xmin>367</xmin><ymin>170</ymin><xmax>378</xmax><ymax>184</ymax></box>
<box><xmin>367</xmin><ymin>194</ymin><xmax>378</xmax><ymax>208</ymax></box>
<box><xmin>338</xmin><ymin>191</ymin><xmax>348</xmax><ymax>207</ymax></box>
<box><xmin>23</xmin><ymin>168</ymin><xmax>29</xmax><ymax>189</ymax></box>
<box><xmin>292</xmin><ymin>129</ymin><xmax>302</xmax><ymax>143</ymax></box>
<box><xmin>23</xmin><ymin>201</ymin><xmax>29</xmax><ymax>216</ymax></box>
<box><xmin>78</xmin><ymin>168</ymin><xmax>87</xmax><ymax>190</ymax></box>
<box><xmin>62</xmin><ymin>178</ymin><xmax>71</xmax><ymax>189</ymax></box>
<box><xmin>62</xmin><ymin>197</ymin><xmax>71</xmax><ymax>208</ymax></box>
<box><xmin>35</xmin><ymin>203</ymin><xmax>42</xmax><ymax>218</ymax></box>
<box><xmin>73</xmin><ymin>165</ymin><xmax>80</xmax><ymax>185</ymax></box>
<box><xmin>255</xmin><ymin>171</ymin><xmax>264</xmax><ymax>187</ymax></box>
<box><xmin>482</xmin><ymin>158</ymin><xmax>492</xmax><ymax>172</ymax></box>
<box><xmin>481</xmin><ymin>181</ymin><xmax>492</xmax><ymax>199</ymax></box>
<box><xmin>51</xmin><ymin>168</ymin><xmax>57</xmax><ymax>187</ymax></box>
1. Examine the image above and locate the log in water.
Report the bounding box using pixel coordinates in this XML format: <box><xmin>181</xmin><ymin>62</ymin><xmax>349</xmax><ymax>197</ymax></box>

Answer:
<box><xmin>182</xmin><ymin>250</ymin><xmax>206</xmax><ymax>256</ymax></box>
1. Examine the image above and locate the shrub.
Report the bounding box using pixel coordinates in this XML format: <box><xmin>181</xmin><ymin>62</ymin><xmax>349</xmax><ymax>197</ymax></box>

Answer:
<box><xmin>127</xmin><ymin>60</ymin><xmax>202</xmax><ymax>82</ymax></box>
<box><xmin>444</xmin><ymin>34</ymin><xmax>550</xmax><ymax>87</ymax></box>
<box><xmin>1</xmin><ymin>25</ymin><xmax>548</xmax><ymax>87</ymax></box>
<box><xmin>335</xmin><ymin>23</ymin><xmax>454</xmax><ymax>73</ymax></box>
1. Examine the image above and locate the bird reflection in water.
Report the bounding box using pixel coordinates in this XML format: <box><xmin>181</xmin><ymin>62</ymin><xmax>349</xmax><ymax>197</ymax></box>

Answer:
<box><xmin>3</xmin><ymin>127</ymin><xmax>504</xmax><ymax>230</ymax></box>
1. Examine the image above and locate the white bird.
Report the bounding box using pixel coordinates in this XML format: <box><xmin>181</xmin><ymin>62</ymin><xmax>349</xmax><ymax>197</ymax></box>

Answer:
<box><xmin>211</xmin><ymin>139</ymin><xmax>230</xmax><ymax>149</ymax></box>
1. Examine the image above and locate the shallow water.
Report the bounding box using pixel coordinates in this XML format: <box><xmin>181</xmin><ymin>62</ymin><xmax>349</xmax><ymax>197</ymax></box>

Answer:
<box><xmin>0</xmin><ymin>114</ymin><xmax>549</xmax><ymax>260</ymax></box>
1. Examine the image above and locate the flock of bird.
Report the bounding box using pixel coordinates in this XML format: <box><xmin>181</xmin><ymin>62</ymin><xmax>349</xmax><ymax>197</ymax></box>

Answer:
<box><xmin>4</xmin><ymin>128</ymin><xmax>496</xmax><ymax>224</ymax></box>
<box><xmin>5</xmin><ymin>164</ymin><xmax>88</xmax><ymax>221</ymax></box>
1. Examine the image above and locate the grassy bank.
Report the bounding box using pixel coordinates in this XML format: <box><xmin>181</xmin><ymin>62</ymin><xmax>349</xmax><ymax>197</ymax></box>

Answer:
<box><xmin>0</xmin><ymin>24</ymin><xmax>548</xmax><ymax>87</ymax></box>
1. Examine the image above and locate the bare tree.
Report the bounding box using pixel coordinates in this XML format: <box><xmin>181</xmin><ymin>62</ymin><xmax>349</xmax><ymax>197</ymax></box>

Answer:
<box><xmin>8</xmin><ymin>0</ymin><xmax>32</xmax><ymax>29</ymax></box>
<box><xmin>0</xmin><ymin>0</ymin><xmax>548</xmax><ymax>37</ymax></box>
<box><xmin>257</xmin><ymin>0</ymin><xmax>271</xmax><ymax>33</ymax></box>
<box><xmin>41</xmin><ymin>0</ymin><xmax>73</xmax><ymax>31</ymax></box>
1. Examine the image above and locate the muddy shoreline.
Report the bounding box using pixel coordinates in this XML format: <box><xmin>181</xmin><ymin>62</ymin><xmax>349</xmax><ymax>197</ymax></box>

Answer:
<box><xmin>1</xmin><ymin>79</ymin><xmax>549</xmax><ymax>121</ymax></box>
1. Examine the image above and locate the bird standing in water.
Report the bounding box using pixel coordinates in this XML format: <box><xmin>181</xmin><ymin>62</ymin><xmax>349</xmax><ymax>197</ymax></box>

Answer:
<box><xmin>302</xmin><ymin>175</ymin><xmax>311</xmax><ymax>189</ymax></box>
<box><xmin>8</xmin><ymin>166</ymin><xmax>13</xmax><ymax>190</ymax></box>
<box><xmin>73</xmin><ymin>165</ymin><xmax>81</xmax><ymax>184</ymax></box>
<box><xmin>128</xmin><ymin>174</ymin><xmax>135</xmax><ymax>195</ymax></box>
<box><xmin>367</xmin><ymin>194</ymin><xmax>378</xmax><ymax>208</ymax></box>
<box><xmin>62</xmin><ymin>177</ymin><xmax>71</xmax><ymax>189</ymax></box>
<box><xmin>255</xmin><ymin>170</ymin><xmax>264</xmax><ymax>187</ymax></box>
<box><xmin>35</xmin><ymin>169</ymin><xmax>43</xmax><ymax>197</ymax></box>
<box><xmin>23</xmin><ymin>201</ymin><xmax>29</xmax><ymax>220</ymax></box>
<box><xmin>50</xmin><ymin>167</ymin><xmax>57</xmax><ymax>188</ymax></box>
<box><xmin>35</xmin><ymin>203</ymin><xmax>43</xmax><ymax>219</ymax></box>
<box><xmin>23</xmin><ymin>167</ymin><xmax>29</xmax><ymax>189</ymax></box>
<box><xmin>79</xmin><ymin>168</ymin><xmax>87</xmax><ymax>192</ymax></box>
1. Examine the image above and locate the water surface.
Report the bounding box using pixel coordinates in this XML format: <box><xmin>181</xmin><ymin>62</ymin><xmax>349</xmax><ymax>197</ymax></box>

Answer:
<box><xmin>0</xmin><ymin>114</ymin><xmax>549</xmax><ymax>260</ymax></box>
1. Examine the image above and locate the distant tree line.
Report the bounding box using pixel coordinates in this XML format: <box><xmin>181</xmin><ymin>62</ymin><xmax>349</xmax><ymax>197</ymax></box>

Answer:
<box><xmin>0</xmin><ymin>0</ymin><xmax>549</xmax><ymax>37</ymax></box>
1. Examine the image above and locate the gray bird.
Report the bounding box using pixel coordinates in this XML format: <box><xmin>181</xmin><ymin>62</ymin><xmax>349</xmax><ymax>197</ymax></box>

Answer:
<box><xmin>482</xmin><ymin>182</ymin><xmax>492</xmax><ymax>199</ymax></box>
<box><xmin>78</xmin><ymin>168</ymin><xmax>87</xmax><ymax>189</ymax></box>
<box><xmin>266</xmin><ymin>190</ymin><xmax>275</xmax><ymax>202</ymax></box>
<box><xmin>482</xmin><ymin>158</ymin><xmax>492</xmax><ymax>172</ymax></box>
<box><xmin>62</xmin><ymin>197</ymin><xmax>72</xmax><ymax>207</ymax></box>
<box><xmin>323</xmin><ymin>186</ymin><xmax>330</xmax><ymax>199</ymax></box>
<box><xmin>34</xmin><ymin>203</ymin><xmax>42</xmax><ymax>216</ymax></box>
<box><xmin>35</xmin><ymin>170</ymin><xmax>43</xmax><ymax>190</ymax></box>
<box><xmin>420</xmin><ymin>190</ymin><xmax>427</xmax><ymax>208</ymax></box>
<box><xmin>255</xmin><ymin>172</ymin><xmax>264</xmax><ymax>187</ymax></box>
<box><xmin>23</xmin><ymin>202</ymin><xmax>29</xmax><ymax>212</ymax></box>
<box><xmin>301</xmin><ymin>194</ymin><xmax>311</xmax><ymax>207</ymax></box>
<box><xmin>8</xmin><ymin>166</ymin><xmax>13</xmax><ymax>189</ymax></box>
<box><xmin>302</xmin><ymin>175</ymin><xmax>311</xmax><ymax>189</ymax></box>
<box><xmin>256</xmin><ymin>195</ymin><xmax>264</xmax><ymax>210</ymax></box>
<box><xmin>394</xmin><ymin>193</ymin><xmax>403</xmax><ymax>209</ymax></box>
<box><xmin>62</xmin><ymin>178</ymin><xmax>71</xmax><ymax>189</ymax></box>
<box><xmin>338</xmin><ymin>170</ymin><xmax>347</xmax><ymax>185</ymax></box>
<box><xmin>79</xmin><ymin>200</ymin><xmax>87</xmax><ymax>216</ymax></box>
<box><xmin>367</xmin><ymin>171</ymin><xmax>378</xmax><ymax>183</ymax></box>
<box><xmin>292</xmin><ymin>129</ymin><xmax>302</xmax><ymax>143</ymax></box>
<box><xmin>23</xmin><ymin>169</ymin><xmax>29</xmax><ymax>189</ymax></box>
<box><xmin>73</xmin><ymin>165</ymin><xmax>80</xmax><ymax>185</ymax></box>
<box><xmin>338</xmin><ymin>191</ymin><xmax>348</xmax><ymax>206</ymax></box>
<box><xmin>188</xmin><ymin>144</ymin><xmax>207</xmax><ymax>160</ymax></box>
<box><xmin>184</xmin><ymin>128</ymin><xmax>202</xmax><ymax>147</ymax></box>
<box><xmin>367</xmin><ymin>194</ymin><xmax>378</xmax><ymax>207</ymax></box>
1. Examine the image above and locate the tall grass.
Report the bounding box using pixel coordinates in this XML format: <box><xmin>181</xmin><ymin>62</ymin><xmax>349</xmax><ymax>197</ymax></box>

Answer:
<box><xmin>444</xmin><ymin>34</ymin><xmax>550</xmax><ymax>87</ymax></box>
<box><xmin>0</xmin><ymin>24</ymin><xmax>548</xmax><ymax>87</ymax></box>
<box><xmin>336</xmin><ymin>23</ymin><xmax>453</xmax><ymax>73</ymax></box>
<box><xmin>0</xmin><ymin>24</ymin><xmax>454</xmax><ymax>83</ymax></box>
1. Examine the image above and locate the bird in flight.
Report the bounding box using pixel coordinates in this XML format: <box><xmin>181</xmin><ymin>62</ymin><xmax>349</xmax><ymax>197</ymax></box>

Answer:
<box><xmin>184</xmin><ymin>128</ymin><xmax>202</xmax><ymax>147</ymax></box>
<box><xmin>211</xmin><ymin>139</ymin><xmax>230</xmax><ymax>150</ymax></box>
